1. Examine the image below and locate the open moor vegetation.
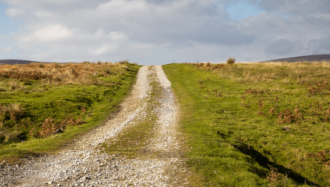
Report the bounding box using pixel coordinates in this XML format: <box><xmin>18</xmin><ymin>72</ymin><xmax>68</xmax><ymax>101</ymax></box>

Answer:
<box><xmin>0</xmin><ymin>61</ymin><xmax>140</xmax><ymax>161</ymax></box>
<box><xmin>163</xmin><ymin>61</ymin><xmax>330</xmax><ymax>187</ymax></box>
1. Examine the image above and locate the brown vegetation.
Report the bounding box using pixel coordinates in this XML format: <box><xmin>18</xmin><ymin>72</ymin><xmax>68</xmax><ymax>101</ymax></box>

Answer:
<box><xmin>37</xmin><ymin>114</ymin><xmax>85</xmax><ymax>138</ymax></box>
<box><xmin>0</xmin><ymin>61</ymin><xmax>130</xmax><ymax>85</ymax></box>
<box><xmin>266</xmin><ymin>164</ymin><xmax>285</xmax><ymax>185</ymax></box>
<box><xmin>306</xmin><ymin>150</ymin><xmax>330</xmax><ymax>165</ymax></box>
<box><xmin>245</xmin><ymin>88</ymin><xmax>265</xmax><ymax>96</ymax></box>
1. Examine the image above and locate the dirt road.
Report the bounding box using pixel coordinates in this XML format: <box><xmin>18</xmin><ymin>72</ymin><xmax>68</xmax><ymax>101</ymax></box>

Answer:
<box><xmin>0</xmin><ymin>66</ymin><xmax>189</xmax><ymax>187</ymax></box>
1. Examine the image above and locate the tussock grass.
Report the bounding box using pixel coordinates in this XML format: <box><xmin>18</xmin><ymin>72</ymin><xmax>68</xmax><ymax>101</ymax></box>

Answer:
<box><xmin>0</xmin><ymin>61</ymin><xmax>140</xmax><ymax>162</ymax></box>
<box><xmin>163</xmin><ymin>62</ymin><xmax>330</xmax><ymax>186</ymax></box>
<box><xmin>0</xmin><ymin>61</ymin><xmax>131</xmax><ymax>85</ymax></box>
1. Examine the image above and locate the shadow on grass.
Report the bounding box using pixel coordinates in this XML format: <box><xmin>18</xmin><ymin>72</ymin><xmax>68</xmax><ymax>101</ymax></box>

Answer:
<box><xmin>233</xmin><ymin>142</ymin><xmax>320</xmax><ymax>187</ymax></box>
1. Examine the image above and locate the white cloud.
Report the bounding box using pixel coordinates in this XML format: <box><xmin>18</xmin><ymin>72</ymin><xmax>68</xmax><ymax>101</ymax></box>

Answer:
<box><xmin>96</xmin><ymin>0</ymin><xmax>149</xmax><ymax>17</ymax></box>
<box><xmin>5</xmin><ymin>8</ymin><xmax>23</xmax><ymax>17</ymax></box>
<box><xmin>19</xmin><ymin>24</ymin><xmax>75</xmax><ymax>44</ymax></box>
<box><xmin>34</xmin><ymin>10</ymin><xmax>54</xmax><ymax>18</ymax></box>
<box><xmin>0</xmin><ymin>47</ymin><xmax>12</xmax><ymax>53</ymax></box>
<box><xmin>1</xmin><ymin>0</ymin><xmax>330</xmax><ymax>63</ymax></box>
<box><xmin>91</xmin><ymin>45</ymin><xmax>116</xmax><ymax>56</ymax></box>
<box><xmin>108</xmin><ymin>32</ymin><xmax>128</xmax><ymax>41</ymax></box>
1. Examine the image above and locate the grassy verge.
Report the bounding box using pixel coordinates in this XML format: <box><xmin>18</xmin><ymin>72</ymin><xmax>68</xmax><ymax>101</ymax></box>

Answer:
<box><xmin>100</xmin><ymin>68</ymin><xmax>161</xmax><ymax>158</ymax></box>
<box><xmin>163</xmin><ymin>62</ymin><xmax>330</xmax><ymax>187</ymax></box>
<box><xmin>0</xmin><ymin>62</ymin><xmax>140</xmax><ymax>162</ymax></box>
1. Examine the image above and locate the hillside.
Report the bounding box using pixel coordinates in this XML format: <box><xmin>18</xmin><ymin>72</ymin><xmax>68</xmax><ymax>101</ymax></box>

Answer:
<box><xmin>266</xmin><ymin>54</ymin><xmax>330</xmax><ymax>62</ymax></box>
<box><xmin>163</xmin><ymin>62</ymin><xmax>330</xmax><ymax>186</ymax></box>
<box><xmin>0</xmin><ymin>61</ymin><xmax>140</xmax><ymax>160</ymax></box>
<box><xmin>0</xmin><ymin>59</ymin><xmax>40</xmax><ymax>65</ymax></box>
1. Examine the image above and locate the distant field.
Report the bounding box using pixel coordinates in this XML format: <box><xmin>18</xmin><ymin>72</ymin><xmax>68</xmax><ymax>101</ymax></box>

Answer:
<box><xmin>0</xmin><ymin>61</ymin><xmax>140</xmax><ymax>161</ymax></box>
<box><xmin>163</xmin><ymin>62</ymin><xmax>330</xmax><ymax>186</ymax></box>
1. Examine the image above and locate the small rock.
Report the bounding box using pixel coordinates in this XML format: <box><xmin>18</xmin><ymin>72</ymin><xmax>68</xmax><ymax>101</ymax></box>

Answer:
<box><xmin>52</xmin><ymin>129</ymin><xmax>63</xmax><ymax>135</ymax></box>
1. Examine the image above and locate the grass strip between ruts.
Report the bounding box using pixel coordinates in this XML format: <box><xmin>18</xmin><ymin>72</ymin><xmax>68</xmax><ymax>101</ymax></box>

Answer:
<box><xmin>100</xmin><ymin>72</ymin><xmax>161</xmax><ymax>158</ymax></box>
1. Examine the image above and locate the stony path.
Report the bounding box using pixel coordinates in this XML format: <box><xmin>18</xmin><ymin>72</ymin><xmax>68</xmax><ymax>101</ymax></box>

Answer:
<box><xmin>0</xmin><ymin>66</ymin><xmax>189</xmax><ymax>187</ymax></box>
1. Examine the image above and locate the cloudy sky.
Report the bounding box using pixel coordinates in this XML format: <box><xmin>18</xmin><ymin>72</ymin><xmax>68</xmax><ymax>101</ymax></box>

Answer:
<box><xmin>0</xmin><ymin>0</ymin><xmax>329</xmax><ymax>65</ymax></box>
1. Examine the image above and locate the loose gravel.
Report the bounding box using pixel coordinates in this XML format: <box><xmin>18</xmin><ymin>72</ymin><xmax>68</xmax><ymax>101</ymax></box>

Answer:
<box><xmin>0</xmin><ymin>66</ymin><xmax>189</xmax><ymax>187</ymax></box>
<box><xmin>148</xmin><ymin>66</ymin><xmax>180</xmax><ymax>152</ymax></box>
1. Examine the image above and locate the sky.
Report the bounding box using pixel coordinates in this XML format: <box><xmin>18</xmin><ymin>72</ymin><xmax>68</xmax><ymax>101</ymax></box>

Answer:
<box><xmin>0</xmin><ymin>0</ymin><xmax>329</xmax><ymax>65</ymax></box>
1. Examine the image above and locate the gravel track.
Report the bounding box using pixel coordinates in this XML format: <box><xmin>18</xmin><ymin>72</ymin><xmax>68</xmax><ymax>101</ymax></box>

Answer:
<box><xmin>149</xmin><ymin>66</ymin><xmax>180</xmax><ymax>152</ymax></box>
<box><xmin>0</xmin><ymin>66</ymin><xmax>189</xmax><ymax>187</ymax></box>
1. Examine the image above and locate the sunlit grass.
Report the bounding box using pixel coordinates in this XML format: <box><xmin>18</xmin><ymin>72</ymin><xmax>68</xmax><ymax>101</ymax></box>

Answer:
<box><xmin>0</xmin><ymin>61</ymin><xmax>140</xmax><ymax>162</ymax></box>
<box><xmin>163</xmin><ymin>62</ymin><xmax>330</xmax><ymax>186</ymax></box>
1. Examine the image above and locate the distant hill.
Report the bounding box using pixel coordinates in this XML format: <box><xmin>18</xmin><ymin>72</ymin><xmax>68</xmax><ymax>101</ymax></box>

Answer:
<box><xmin>0</xmin><ymin>59</ymin><xmax>40</xmax><ymax>65</ymax></box>
<box><xmin>265</xmin><ymin>54</ymin><xmax>330</xmax><ymax>62</ymax></box>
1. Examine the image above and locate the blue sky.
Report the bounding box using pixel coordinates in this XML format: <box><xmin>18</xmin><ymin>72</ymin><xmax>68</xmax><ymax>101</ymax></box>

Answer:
<box><xmin>0</xmin><ymin>2</ymin><xmax>17</xmax><ymax>58</ymax></box>
<box><xmin>0</xmin><ymin>0</ymin><xmax>329</xmax><ymax>64</ymax></box>
<box><xmin>0</xmin><ymin>2</ymin><xmax>19</xmax><ymax>34</ymax></box>
<box><xmin>226</xmin><ymin>1</ymin><xmax>263</xmax><ymax>20</ymax></box>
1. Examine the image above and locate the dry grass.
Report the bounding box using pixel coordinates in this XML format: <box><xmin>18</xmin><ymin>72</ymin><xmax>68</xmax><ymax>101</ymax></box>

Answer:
<box><xmin>0</xmin><ymin>61</ymin><xmax>129</xmax><ymax>85</ymax></box>
<box><xmin>35</xmin><ymin>115</ymin><xmax>85</xmax><ymax>138</ymax></box>
<box><xmin>193</xmin><ymin>61</ymin><xmax>330</xmax><ymax>84</ymax></box>
<box><xmin>266</xmin><ymin>164</ymin><xmax>286</xmax><ymax>186</ymax></box>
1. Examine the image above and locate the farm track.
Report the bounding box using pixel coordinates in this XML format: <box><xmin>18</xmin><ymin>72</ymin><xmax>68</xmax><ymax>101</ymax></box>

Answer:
<box><xmin>0</xmin><ymin>66</ymin><xmax>189</xmax><ymax>187</ymax></box>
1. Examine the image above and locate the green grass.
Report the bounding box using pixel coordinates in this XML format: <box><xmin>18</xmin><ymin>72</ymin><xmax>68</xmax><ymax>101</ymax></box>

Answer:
<box><xmin>163</xmin><ymin>63</ymin><xmax>330</xmax><ymax>187</ymax></box>
<box><xmin>100</xmin><ymin>76</ymin><xmax>161</xmax><ymax>158</ymax></box>
<box><xmin>0</xmin><ymin>63</ymin><xmax>140</xmax><ymax>162</ymax></box>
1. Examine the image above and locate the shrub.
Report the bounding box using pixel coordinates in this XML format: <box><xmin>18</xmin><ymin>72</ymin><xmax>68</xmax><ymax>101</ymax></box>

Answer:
<box><xmin>39</xmin><ymin>115</ymin><xmax>85</xmax><ymax>138</ymax></box>
<box><xmin>119</xmin><ymin>60</ymin><xmax>129</xmax><ymax>64</ymax></box>
<box><xmin>226</xmin><ymin>57</ymin><xmax>236</xmax><ymax>65</ymax></box>
<box><xmin>40</xmin><ymin>118</ymin><xmax>60</xmax><ymax>138</ymax></box>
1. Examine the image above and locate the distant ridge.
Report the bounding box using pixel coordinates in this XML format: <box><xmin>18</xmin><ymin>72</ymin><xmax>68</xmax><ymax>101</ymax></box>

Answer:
<box><xmin>0</xmin><ymin>59</ymin><xmax>40</xmax><ymax>65</ymax></box>
<box><xmin>265</xmin><ymin>54</ymin><xmax>330</xmax><ymax>62</ymax></box>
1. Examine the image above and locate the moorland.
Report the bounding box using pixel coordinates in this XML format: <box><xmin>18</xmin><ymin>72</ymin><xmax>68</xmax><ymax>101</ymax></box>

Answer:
<box><xmin>0</xmin><ymin>61</ymin><xmax>140</xmax><ymax>161</ymax></box>
<box><xmin>163</xmin><ymin>61</ymin><xmax>330</xmax><ymax>186</ymax></box>
<box><xmin>1</xmin><ymin>58</ymin><xmax>330</xmax><ymax>186</ymax></box>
